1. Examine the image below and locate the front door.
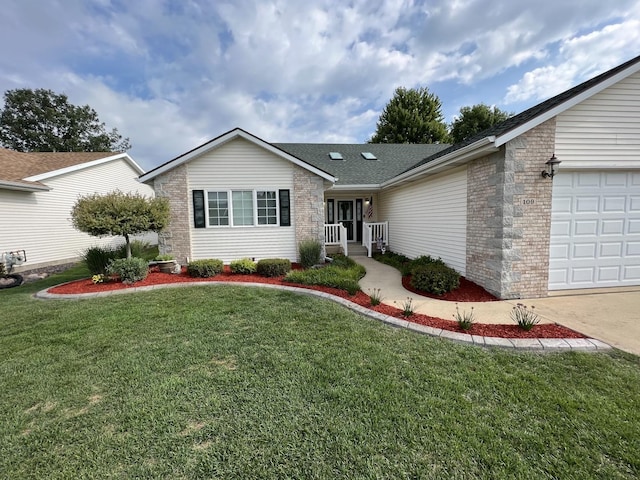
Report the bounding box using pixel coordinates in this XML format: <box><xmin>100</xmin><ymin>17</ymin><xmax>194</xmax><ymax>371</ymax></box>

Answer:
<box><xmin>337</xmin><ymin>200</ymin><xmax>354</xmax><ymax>241</ymax></box>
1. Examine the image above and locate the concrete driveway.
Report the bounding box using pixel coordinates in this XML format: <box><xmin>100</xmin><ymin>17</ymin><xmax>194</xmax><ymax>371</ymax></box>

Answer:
<box><xmin>533</xmin><ymin>289</ymin><xmax>640</xmax><ymax>356</ymax></box>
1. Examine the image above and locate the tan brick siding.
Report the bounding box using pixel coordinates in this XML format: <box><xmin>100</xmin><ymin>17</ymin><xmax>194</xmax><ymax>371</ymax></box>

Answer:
<box><xmin>293</xmin><ymin>166</ymin><xmax>326</xmax><ymax>260</ymax></box>
<box><xmin>466</xmin><ymin>119</ymin><xmax>556</xmax><ymax>299</ymax></box>
<box><xmin>152</xmin><ymin>164</ymin><xmax>192</xmax><ymax>264</ymax></box>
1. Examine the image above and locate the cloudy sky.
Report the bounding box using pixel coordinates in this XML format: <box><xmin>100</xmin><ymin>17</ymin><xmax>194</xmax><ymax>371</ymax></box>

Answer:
<box><xmin>1</xmin><ymin>0</ymin><xmax>639</xmax><ymax>171</ymax></box>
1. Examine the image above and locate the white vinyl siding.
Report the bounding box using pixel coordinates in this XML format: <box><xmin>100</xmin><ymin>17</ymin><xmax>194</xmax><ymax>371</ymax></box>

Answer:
<box><xmin>556</xmin><ymin>71</ymin><xmax>640</xmax><ymax>168</ymax></box>
<box><xmin>188</xmin><ymin>138</ymin><xmax>296</xmax><ymax>262</ymax></box>
<box><xmin>0</xmin><ymin>159</ymin><xmax>156</xmax><ymax>270</ymax></box>
<box><xmin>379</xmin><ymin>166</ymin><xmax>467</xmax><ymax>275</ymax></box>
<box><xmin>549</xmin><ymin>170</ymin><xmax>640</xmax><ymax>290</ymax></box>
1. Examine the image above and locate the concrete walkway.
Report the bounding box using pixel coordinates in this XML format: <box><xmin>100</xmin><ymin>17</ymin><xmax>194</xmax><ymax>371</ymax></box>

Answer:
<box><xmin>355</xmin><ymin>256</ymin><xmax>640</xmax><ymax>356</ymax></box>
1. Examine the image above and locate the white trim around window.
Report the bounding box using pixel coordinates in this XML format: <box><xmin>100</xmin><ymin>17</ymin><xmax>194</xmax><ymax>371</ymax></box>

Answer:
<box><xmin>205</xmin><ymin>189</ymin><xmax>280</xmax><ymax>227</ymax></box>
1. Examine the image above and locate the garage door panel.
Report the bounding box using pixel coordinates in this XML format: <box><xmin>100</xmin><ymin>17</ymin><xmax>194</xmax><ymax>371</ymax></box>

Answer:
<box><xmin>624</xmin><ymin>265</ymin><xmax>640</xmax><ymax>280</ymax></box>
<box><xmin>603</xmin><ymin>197</ymin><xmax>626</xmax><ymax>212</ymax></box>
<box><xmin>598</xmin><ymin>266</ymin><xmax>621</xmax><ymax>282</ymax></box>
<box><xmin>627</xmin><ymin>242</ymin><xmax>640</xmax><ymax>256</ymax></box>
<box><xmin>600</xmin><ymin>242</ymin><xmax>623</xmax><ymax>257</ymax></box>
<box><xmin>552</xmin><ymin>196</ymin><xmax>572</xmax><ymax>213</ymax></box>
<box><xmin>573</xmin><ymin>243</ymin><xmax>596</xmax><ymax>258</ymax></box>
<box><xmin>575</xmin><ymin>196</ymin><xmax>599</xmax><ymax>212</ymax></box>
<box><xmin>576</xmin><ymin>172</ymin><xmax>601</xmax><ymax>187</ymax></box>
<box><xmin>604</xmin><ymin>172</ymin><xmax>628</xmax><ymax>187</ymax></box>
<box><xmin>574</xmin><ymin>220</ymin><xmax>598</xmax><ymax>235</ymax></box>
<box><xmin>549</xmin><ymin>243</ymin><xmax>569</xmax><ymax>259</ymax></box>
<box><xmin>550</xmin><ymin>170</ymin><xmax>640</xmax><ymax>290</ymax></box>
<box><xmin>601</xmin><ymin>219</ymin><xmax>624</xmax><ymax>235</ymax></box>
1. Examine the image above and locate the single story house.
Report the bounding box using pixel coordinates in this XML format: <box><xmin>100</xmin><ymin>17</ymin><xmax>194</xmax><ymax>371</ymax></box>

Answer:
<box><xmin>0</xmin><ymin>150</ymin><xmax>156</xmax><ymax>272</ymax></box>
<box><xmin>140</xmin><ymin>54</ymin><xmax>640</xmax><ymax>299</ymax></box>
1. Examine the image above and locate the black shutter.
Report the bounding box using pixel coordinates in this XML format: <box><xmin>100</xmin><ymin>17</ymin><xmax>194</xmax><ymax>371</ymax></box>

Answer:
<box><xmin>279</xmin><ymin>189</ymin><xmax>290</xmax><ymax>227</ymax></box>
<box><xmin>193</xmin><ymin>190</ymin><xmax>206</xmax><ymax>228</ymax></box>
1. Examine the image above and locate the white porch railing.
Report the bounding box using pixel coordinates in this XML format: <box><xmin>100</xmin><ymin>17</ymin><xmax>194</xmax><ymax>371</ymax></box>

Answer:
<box><xmin>324</xmin><ymin>223</ymin><xmax>348</xmax><ymax>256</ymax></box>
<box><xmin>362</xmin><ymin>221</ymin><xmax>388</xmax><ymax>257</ymax></box>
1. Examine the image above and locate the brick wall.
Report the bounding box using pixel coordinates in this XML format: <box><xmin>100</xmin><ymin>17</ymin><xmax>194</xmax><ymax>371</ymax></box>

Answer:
<box><xmin>510</xmin><ymin>118</ymin><xmax>555</xmax><ymax>298</ymax></box>
<box><xmin>293</xmin><ymin>166</ymin><xmax>326</xmax><ymax>260</ymax></box>
<box><xmin>466</xmin><ymin>119</ymin><xmax>556</xmax><ymax>299</ymax></box>
<box><xmin>152</xmin><ymin>164</ymin><xmax>192</xmax><ymax>264</ymax></box>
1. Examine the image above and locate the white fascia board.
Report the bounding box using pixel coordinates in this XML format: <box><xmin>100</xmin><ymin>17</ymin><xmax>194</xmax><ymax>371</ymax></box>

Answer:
<box><xmin>0</xmin><ymin>180</ymin><xmax>51</xmax><ymax>192</ymax></box>
<box><xmin>495</xmin><ymin>61</ymin><xmax>640</xmax><ymax>147</ymax></box>
<box><xmin>328</xmin><ymin>184</ymin><xmax>381</xmax><ymax>191</ymax></box>
<box><xmin>24</xmin><ymin>153</ymin><xmax>141</xmax><ymax>182</ymax></box>
<box><xmin>382</xmin><ymin>137</ymin><xmax>496</xmax><ymax>188</ymax></box>
<box><xmin>139</xmin><ymin>128</ymin><xmax>336</xmax><ymax>184</ymax></box>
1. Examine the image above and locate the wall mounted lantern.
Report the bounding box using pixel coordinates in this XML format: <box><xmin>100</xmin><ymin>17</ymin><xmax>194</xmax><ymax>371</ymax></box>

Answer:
<box><xmin>541</xmin><ymin>154</ymin><xmax>561</xmax><ymax>179</ymax></box>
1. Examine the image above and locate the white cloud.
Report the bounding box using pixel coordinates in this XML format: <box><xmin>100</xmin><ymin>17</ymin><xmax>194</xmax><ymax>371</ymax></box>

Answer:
<box><xmin>504</xmin><ymin>18</ymin><xmax>640</xmax><ymax>103</ymax></box>
<box><xmin>1</xmin><ymin>0</ymin><xmax>640</xmax><ymax>170</ymax></box>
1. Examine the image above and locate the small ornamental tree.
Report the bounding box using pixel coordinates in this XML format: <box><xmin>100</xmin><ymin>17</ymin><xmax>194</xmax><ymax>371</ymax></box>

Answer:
<box><xmin>71</xmin><ymin>191</ymin><xmax>170</xmax><ymax>259</ymax></box>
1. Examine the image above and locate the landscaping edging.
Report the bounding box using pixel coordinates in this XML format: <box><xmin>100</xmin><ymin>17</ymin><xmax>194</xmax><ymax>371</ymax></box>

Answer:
<box><xmin>35</xmin><ymin>282</ymin><xmax>612</xmax><ymax>352</ymax></box>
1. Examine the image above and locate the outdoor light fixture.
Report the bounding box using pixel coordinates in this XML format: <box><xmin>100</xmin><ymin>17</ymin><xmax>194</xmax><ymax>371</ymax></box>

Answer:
<box><xmin>541</xmin><ymin>154</ymin><xmax>561</xmax><ymax>179</ymax></box>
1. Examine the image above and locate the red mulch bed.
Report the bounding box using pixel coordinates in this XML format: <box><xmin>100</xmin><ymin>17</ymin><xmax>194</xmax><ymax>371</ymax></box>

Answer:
<box><xmin>402</xmin><ymin>275</ymin><xmax>499</xmax><ymax>302</ymax></box>
<box><xmin>48</xmin><ymin>267</ymin><xmax>585</xmax><ymax>339</ymax></box>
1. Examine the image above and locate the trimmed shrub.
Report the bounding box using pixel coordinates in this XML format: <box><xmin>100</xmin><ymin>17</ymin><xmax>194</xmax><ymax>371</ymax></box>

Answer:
<box><xmin>0</xmin><ymin>261</ymin><xmax>5</xmax><ymax>276</ymax></box>
<box><xmin>284</xmin><ymin>259</ymin><xmax>365</xmax><ymax>295</ymax></box>
<box><xmin>299</xmin><ymin>239</ymin><xmax>323</xmax><ymax>269</ymax></box>
<box><xmin>410</xmin><ymin>263</ymin><xmax>460</xmax><ymax>296</ymax></box>
<box><xmin>83</xmin><ymin>246</ymin><xmax>119</xmax><ymax>275</ymax></box>
<box><xmin>328</xmin><ymin>253</ymin><xmax>358</xmax><ymax>269</ymax></box>
<box><xmin>187</xmin><ymin>259</ymin><xmax>223</xmax><ymax>278</ymax></box>
<box><xmin>257</xmin><ymin>258</ymin><xmax>291</xmax><ymax>277</ymax></box>
<box><xmin>230</xmin><ymin>258</ymin><xmax>257</xmax><ymax>274</ymax></box>
<box><xmin>106</xmin><ymin>257</ymin><xmax>149</xmax><ymax>284</ymax></box>
<box><xmin>409</xmin><ymin>255</ymin><xmax>445</xmax><ymax>273</ymax></box>
<box><xmin>373</xmin><ymin>250</ymin><xmax>412</xmax><ymax>275</ymax></box>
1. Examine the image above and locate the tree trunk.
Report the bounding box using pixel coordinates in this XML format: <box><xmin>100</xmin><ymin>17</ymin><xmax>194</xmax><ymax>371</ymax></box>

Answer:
<box><xmin>125</xmin><ymin>234</ymin><xmax>131</xmax><ymax>259</ymax></box>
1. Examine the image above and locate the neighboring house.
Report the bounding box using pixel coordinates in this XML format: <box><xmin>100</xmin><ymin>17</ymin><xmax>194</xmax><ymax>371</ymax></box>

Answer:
<box><xmin>0</xmin><ymin>150</ymin><xmax>156</xmax><ymax>272</ymax></box>
<box><xmin>140</xmin><ymin>54</ymin><xmax>640</xmax><ymax>299</ymax></box>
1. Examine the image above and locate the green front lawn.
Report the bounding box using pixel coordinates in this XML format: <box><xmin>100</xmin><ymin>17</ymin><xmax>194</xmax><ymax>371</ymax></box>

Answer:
<box><xmin>1</xmin><ymin>270</ymin><xmax>639</xmax><ymax>479</ymax></box>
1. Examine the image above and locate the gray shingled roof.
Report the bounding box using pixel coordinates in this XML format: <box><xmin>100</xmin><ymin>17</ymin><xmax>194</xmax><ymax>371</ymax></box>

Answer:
<box><xmin>273</xmin><ymin>143</ymin><xmax>449</xmax><ymax>185</ymax></box>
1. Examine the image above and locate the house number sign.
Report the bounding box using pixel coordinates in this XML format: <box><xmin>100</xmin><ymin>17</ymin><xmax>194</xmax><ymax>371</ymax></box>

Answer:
<box><xmin>522</xmin><ymin>199</ymin><xmax>535</xmax><ymax>205</ymax></box>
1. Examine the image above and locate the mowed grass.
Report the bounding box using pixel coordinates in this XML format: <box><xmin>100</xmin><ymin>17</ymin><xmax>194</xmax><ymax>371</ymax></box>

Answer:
<box><xmin>1</xmin><ymin>269</ymin><xmax>639</xmax><ymax>479</ymax></box>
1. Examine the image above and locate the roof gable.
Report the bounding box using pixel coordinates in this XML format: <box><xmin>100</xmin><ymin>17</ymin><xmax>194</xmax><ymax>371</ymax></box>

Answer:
<box><xmin>403</xmin><ymin>54</ymin><xmax>640</xmax><ymax>176</ymax></box>
<box><xmin>140</xmin><ymin>128</ymin><xmax>336</xmax><ymax>183</ymax></box>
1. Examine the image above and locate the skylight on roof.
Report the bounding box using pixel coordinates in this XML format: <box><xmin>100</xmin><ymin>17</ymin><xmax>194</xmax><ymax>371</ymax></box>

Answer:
<box><xmin>361</xmin><ymin>152</ymin><xmax>377</xmax><ymax>160</ymax></box>
<box><xmin>329</xmin><ymin>152</ymin><xmax>343</xmax><ymax>160</ymax></box>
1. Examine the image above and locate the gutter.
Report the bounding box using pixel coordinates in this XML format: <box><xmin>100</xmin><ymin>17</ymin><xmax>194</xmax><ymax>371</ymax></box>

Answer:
<box><xmin>381</xmin><ymin>136</ymin><xmax>497</xmax><ymax>188</ymax></box>
<box><xmin>0</xmin><ymin>180</ymin><xmax>51</xmax><ymax>192</ymax></box>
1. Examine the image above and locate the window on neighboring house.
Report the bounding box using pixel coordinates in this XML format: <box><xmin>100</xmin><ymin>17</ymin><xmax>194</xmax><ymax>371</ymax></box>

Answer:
<box><xmin>207</xmin><ymin>191</ymin><xmax>229</xmax><ymax>226</ymax></box>
<box><xmin>257</xmin><ymin>190</ymin><xmax>277</xmax><ymax>225</ymax></box>
<box><xmin>232</xmin><ymin>190</ymin><xmax>254</xmax><ymax>226</ymax></box>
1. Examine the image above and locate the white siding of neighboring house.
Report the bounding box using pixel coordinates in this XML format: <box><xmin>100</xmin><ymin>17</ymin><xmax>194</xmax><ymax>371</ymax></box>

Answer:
<box><xmin>379</xmin><ymin>166</ymin><xmax>467</xmax><ymax>275</ymax></box>
<box><xmin>555</xmin><ymin>70</ymin><xmax>640</xmax><ymax>168</ymax></box>
<box><xmin>188</xmin><ymin>138</ymin><xmax>298</xmax><ymax>263</ymax></box>
<box><xmin>1</xmin><ymin>159</ymin><xmax>156</xmax><ymax>271</ymax></box>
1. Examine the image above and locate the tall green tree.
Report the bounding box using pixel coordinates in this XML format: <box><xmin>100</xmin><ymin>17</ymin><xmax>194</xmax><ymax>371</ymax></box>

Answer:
<box><xmin>0</xmin><ymin>88</ymin><xmax>131</xmax><ymax>152</ymax></box>
<box><xmin>449</xmin><ymin>103</ymin><xmax>512</xmax><ymax>144</ymax></box>
<box><xmin>71</xmin><ymin>191</ymin><xmax>170</xmax><ymax>259</ymax></box>
<box><xmin>370</xmin><ymin>87</ymin><xmax>449</xmax><ymax>144</ymax></box>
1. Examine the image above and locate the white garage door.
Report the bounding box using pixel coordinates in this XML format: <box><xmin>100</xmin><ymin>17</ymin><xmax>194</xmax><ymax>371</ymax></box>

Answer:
<box><xmin>549</xmin><ymin>170</ymin><xmax>640</xmax><ymax>290</ymax></box>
